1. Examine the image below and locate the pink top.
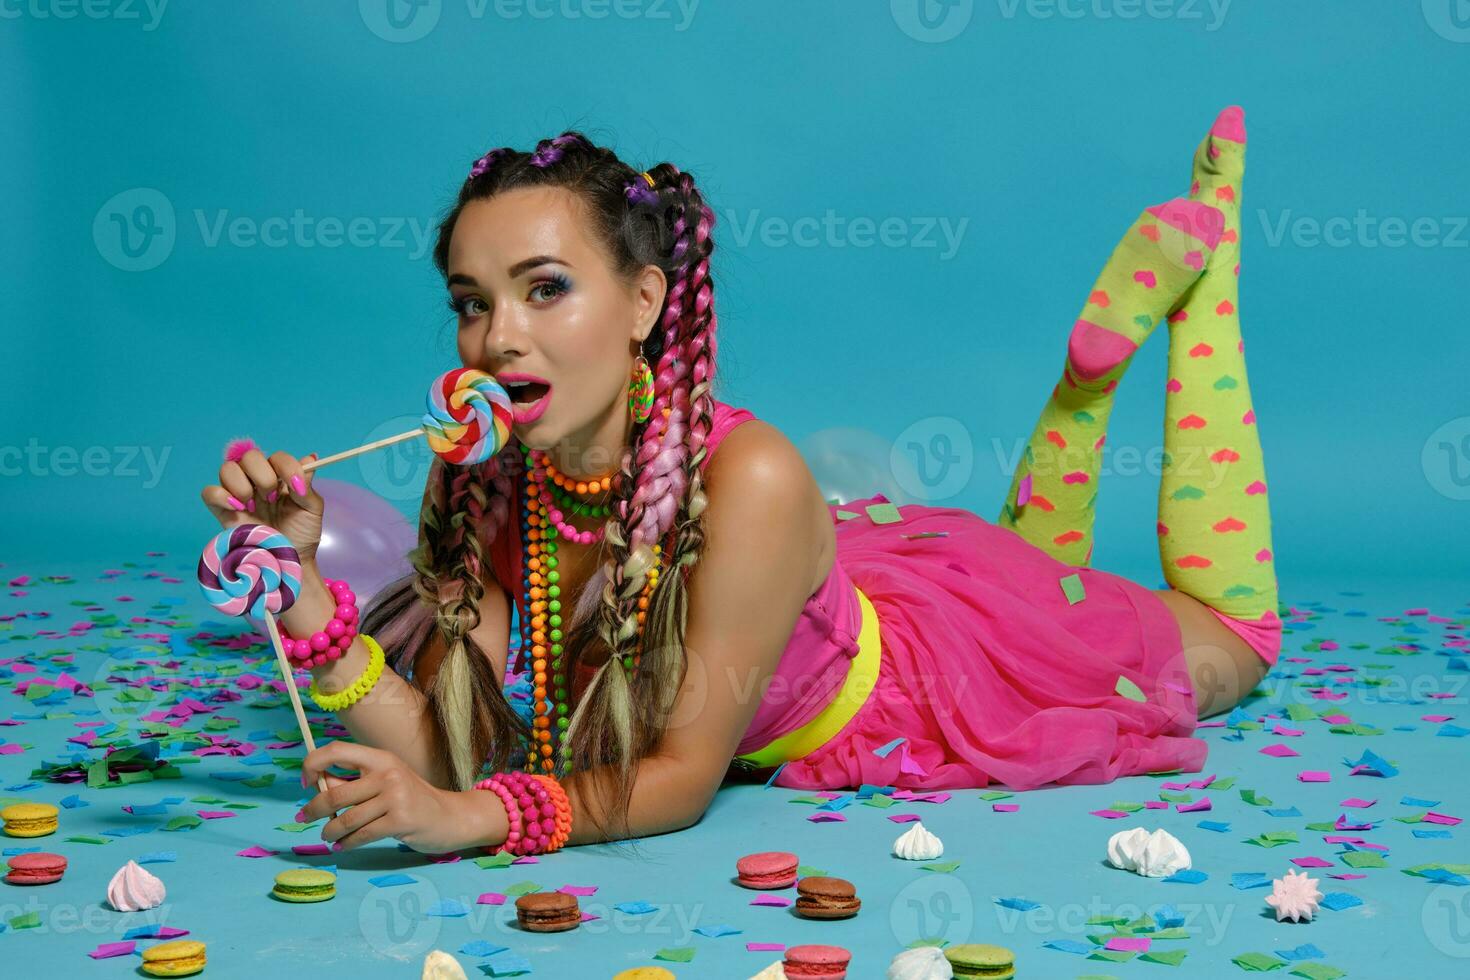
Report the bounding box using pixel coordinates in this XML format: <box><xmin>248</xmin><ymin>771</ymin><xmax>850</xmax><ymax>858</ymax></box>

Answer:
<box><xmin>487</xmin><ymin>399</ymin><xmax>856</xmax><ymax>755</ymax></box>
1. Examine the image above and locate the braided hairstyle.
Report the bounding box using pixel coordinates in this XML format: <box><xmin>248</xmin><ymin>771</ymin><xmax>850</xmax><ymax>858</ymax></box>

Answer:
<box><xmin>361</xmin><ymin>131</ymin><xmax>722</xmax><ymax>837</ymax></box>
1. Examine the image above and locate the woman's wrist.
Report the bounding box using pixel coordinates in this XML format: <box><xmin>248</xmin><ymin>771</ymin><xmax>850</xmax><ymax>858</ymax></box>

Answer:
<box><xmin>452</xmin><ymin>785</ymin><xmax>509</xmax><ymax>850</ymax></box>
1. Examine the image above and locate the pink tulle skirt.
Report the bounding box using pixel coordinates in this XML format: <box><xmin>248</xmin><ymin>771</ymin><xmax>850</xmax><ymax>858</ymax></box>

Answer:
<box><xmin>773</xmin><ymin>494</ymin><xmax>1205</xmax><ymax>792</ymax></box>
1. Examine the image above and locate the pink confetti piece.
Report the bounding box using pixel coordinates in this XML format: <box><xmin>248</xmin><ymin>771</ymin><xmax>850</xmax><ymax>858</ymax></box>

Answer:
<box><xmin>1144</xmin><ymin>801</ymin><xmax>1170</xmax><ymax>810</ymax></box>
<box><xmin>1177</xmin><ymin>797</ymin><xmax>1213</xmax><ymax>813</ymax></box>
<box><xmin>888</xmin><ymin>813</ymin><xmax>922</xmax><ymax>823</ymax></box>
<box><xmin>1272</xmin><ymin>725</ymin><xmax>1305</xmax><ymax>737</ymax></box>
<box><xmin>1423</xmin><ymin>714</ymin><xmax>1454</xmax><ymax>723</ymax></box>
<box><xmin>292</xmin><ymin>844</ymin><xmax>331</xmax><ymax>856</ymax></box>
<box><xmin>1107</xmin><ymin>937</ymin><xmax>1151</xmax><ymax>952</ymax></box>
<box><xmin>1090</xmin><ymin>809</ymin><xmax>1130</xmax><ymax>819</ymax></box>
<box><xmin>197</xmin><ymin>810</ymin><xmax>237</xmax><ymax>820</ymax></box>
<box><xmin>478</xmin><ymin>893</ymin><xmax>507</xmax><ymax>905</ymax></box>
<box><xmin>1425</xmin><ymin>812</ymin><xmax>1463</xmax><ymax>826</ymax></box>
<box><xmin>558</xmin><ymin>885</ymin><xmax>599</xmax><ymax>896</ymax></box>
<box><xmin>88</xmin><ymin>941</ymin><xmax>137</xmax><ymax>959</ymax></box>
<box><xmin>1324</xmin><ymin>835</ymin><xmax>1365</xmax><ymax>845</ymax></box>
<box><xmin>1340</xmin><ymin>798</ymin><xmax>1376</xmax><ymax>808</ymax></box>
<box><xmin>1299</xmin><ymin>771</ymin><xmax>1332</xmax><ymax>782</ymax></box>
<box><xmin>1328</xmin><ymin>873</ymin><xmax>1367</xmax><ymax>880</ymax></box>
<box><xmin>808</xmin><ymin>812</ymin><xmax>846</xmax><ymax>823</ymax></box>
<box><xmin>1260</xmin><ymin>743</ymin><xmax>1300</xmax><ymax>758</ymax></box>
<box><xmin>751</xmin><ymin>895</ymin><xmax>792</xmax><ymax>907</ymax></box>
<box><xmin>1291</xmin><ymin>857</ymin><xmax>1333</xmax><ymax>868</ymax></box>
<box><xmin>235</xmin><ymin>845</ymin><xmax>278</xmax><ymax>858</ymax></box>
<box><xmin>992</xmin><ymin>804</ymin><xmax>1019</xmax><ymax>813</ymax></box>
<box><xmin>747</xmin><ymin>943</ymin><xmax>786</xmax><ymax>952</ymax></box>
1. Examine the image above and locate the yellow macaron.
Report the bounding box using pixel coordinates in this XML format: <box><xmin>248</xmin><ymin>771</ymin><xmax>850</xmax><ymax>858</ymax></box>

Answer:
<box><xmin>1</xmin><ymin>802</ymin><xmax>59</xmax><ymax>838</ymax></box>
<box><xmin>612</xmin><ymin>969</ymin><xmax>677</xmax><ymax>980</ymax></box>
<box><xmin>141</xmin><ymin>939</ymin><xmax>207</xmax><ymax>977</ymax></box>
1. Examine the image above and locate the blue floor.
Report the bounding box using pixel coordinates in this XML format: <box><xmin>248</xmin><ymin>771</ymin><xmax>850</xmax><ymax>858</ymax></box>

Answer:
<box><xmin>1</xmin><ymin>556</ymin><xmax>1467</xmax><ymax>978</ymax></box>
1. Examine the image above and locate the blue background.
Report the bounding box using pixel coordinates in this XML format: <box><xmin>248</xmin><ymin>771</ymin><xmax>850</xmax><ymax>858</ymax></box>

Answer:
<box><xmin>4</xmin><ymin>0</ymin><xmax>1469</xmax><ymax>584</ymax></box>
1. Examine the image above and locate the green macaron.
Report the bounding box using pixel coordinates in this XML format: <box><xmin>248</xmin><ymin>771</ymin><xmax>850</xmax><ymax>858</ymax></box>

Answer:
<box><xmin>271</xmin><ymin>868</ymin><xmax>337</xmax><ymax>903</ymax></box>
<box><xmin>944</xmin><ymin>943</ymin><xmax>1016</xmax><ymax>979</ymax></box>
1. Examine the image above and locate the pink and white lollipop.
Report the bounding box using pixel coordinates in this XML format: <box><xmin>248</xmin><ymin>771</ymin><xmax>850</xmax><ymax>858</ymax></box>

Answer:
<box><xmin>197</xmin><ymin>523</ymin><xmax>302</xmax><ymax>620</ymax></box>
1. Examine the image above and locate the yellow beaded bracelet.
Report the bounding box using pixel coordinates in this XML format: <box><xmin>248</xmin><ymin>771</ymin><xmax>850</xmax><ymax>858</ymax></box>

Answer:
<box><xmin>308</xmin><ymin>633</ymin><xmax>386</xmax><ymax>712</ymax></box>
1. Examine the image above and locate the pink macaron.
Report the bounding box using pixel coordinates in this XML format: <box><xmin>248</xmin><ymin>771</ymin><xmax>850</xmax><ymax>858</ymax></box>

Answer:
<box><xmin>735</xmin><ymin>850</ymin><xmax>799</xmax><ymax>889</ymax></box>
<box><xmin>5</xmin><ymin>851</ymin><xmax>68</xmax><ymax>885</ymax></box>
<box><xmin>783</xmin><ymin>943</ymin><xmax>852</xmax><ymax>979</ymax></box>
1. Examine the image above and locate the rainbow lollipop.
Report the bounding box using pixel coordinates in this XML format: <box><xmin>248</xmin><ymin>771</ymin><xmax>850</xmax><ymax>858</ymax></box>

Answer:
<box><xmin>298</xmin><ymin>368</ymin><xmax>512</xmax><ymax>475</ymax></box>
<box><xmin>198</xmin><ymin>523</ymin><xmax>326</xmax><ymax>794</ymax></box>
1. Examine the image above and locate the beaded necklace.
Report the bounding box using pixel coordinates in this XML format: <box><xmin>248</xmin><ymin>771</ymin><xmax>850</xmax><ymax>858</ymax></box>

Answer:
<box><xmin>516</xmin><ymin>444</ymin><xmax>663</xmax><ymax>775</ymax></box>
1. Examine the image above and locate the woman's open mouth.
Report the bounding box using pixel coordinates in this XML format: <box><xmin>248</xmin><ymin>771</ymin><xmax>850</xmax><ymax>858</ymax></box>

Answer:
<box><xmin>505</xmin><ymin>381</ymin><xmax>552</xmax><ymax>423</ymax></box>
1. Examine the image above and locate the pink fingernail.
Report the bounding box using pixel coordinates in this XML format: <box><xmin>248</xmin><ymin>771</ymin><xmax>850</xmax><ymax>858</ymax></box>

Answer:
<box><xmin>295</xmin><ymin>809</ymin><xmax>307</xmax><ymax>822</ymax></box>
<box><xmin>267</xmin><ymin>489</ymin><xmax>279</xmax><ymax>503</ymax></box>
<box><xmin>331</xmin><ymin>841</ymin><xmax>343</xmax><ymax>852</ymax></box>
<box><xmin>291</xmin><ymin>475</ymin><xmax>306</xmax><ymax>495</ymax></box>
<box><xmin>227</xmin><ymin>495</ymin><xmax>245</xmax><ymax>511</ymax></box>
<box><xmin>245</xmin><ymin>498</ymin><xmax>256</xmax><ymax>513</ymax></box>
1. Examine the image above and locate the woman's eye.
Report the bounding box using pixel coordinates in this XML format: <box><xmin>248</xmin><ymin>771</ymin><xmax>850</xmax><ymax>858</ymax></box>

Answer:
<box><xmin>530</xmin><ymin>274</ymin><xmax>571</xmax><ymax>304</ymax></box>
<box><xmin>448</xmin><ymin>296</ymin><xmax>486</xmax><ymax>317</ymax></box>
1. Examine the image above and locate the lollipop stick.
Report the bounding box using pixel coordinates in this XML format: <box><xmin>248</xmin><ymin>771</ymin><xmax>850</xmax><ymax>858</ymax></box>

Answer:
<box><xmin>299</xmin><ymin>427</ymin><xmax>423</xmax><ymax>473</ymax></box>
<box><xmin>261</xmin><ymin>611</ymin><xmax>331</xmax><ymax>796</ymax></box>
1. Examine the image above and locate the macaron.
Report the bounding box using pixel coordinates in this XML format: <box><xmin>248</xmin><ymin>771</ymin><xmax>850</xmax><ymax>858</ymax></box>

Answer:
<box><xmin>4</xmin><ymin>851</ymin><xmax>67</xmax><ymax>885</ymax></box>
<box><xmin>943</xmin><ymin>943</ymin><xmax>1016</xmax><ymax>979</ymax></box>
<box><xmin>783</xmin><ymin>943</ymin><xmax>852</xmax><ymax>979</ymax></box>
<box><xmin>735</xmin><ymin>850</ymin><xmax>799</xmax><ymax>889</ymax></box>
<box><xmin>1</xmin><ymin>802</ymin><xmax>59</xmax><ymax>838</ymax></box>
<box><xmin>514</xmin><ymin>890</ymin><xmax>580</xmax><ymax>932</ymax></box>
<box><xmin>794</xmin><ymin>875</ymin><xmax>861</xmax><ymax>919</ymax></box>
<box><xmin>141</xmin><ymin>939</ymin><xmax>208</xmax><ymax>977</ymax></box>
<box><xmin>271</xmin><ymin>868</ymin><xmax>336</xmax><ymax>902</ymax></box>
<box><xmin>611</xmin><ymin>969</ymin><xmax>677</xmax><ymax>980</ymax></box>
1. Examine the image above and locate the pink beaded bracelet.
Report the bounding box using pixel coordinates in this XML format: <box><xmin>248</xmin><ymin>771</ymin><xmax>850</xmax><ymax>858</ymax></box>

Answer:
<box><xmin>474</xmin><ymin>770</ymin><xmax>568</xmax><ymax>855</ymax></box>
<box><xmin>279</xmin><ymin>577</ymin><xmax>359</xmax><ymax>667</ymax></box>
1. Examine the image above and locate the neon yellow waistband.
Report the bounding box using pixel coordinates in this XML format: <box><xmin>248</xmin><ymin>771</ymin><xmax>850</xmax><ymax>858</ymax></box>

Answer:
<box><xmin>734</xmin><ymin>581</ymin><xmax>881</xmax><ymax>769</ymax></box>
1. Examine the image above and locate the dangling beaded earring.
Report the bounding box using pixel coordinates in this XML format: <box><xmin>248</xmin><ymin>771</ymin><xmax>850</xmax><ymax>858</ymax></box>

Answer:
<box><xmin>628</xmin><ymin>354</ymin><xmax>654</xmax><ymax>425</ymax></box>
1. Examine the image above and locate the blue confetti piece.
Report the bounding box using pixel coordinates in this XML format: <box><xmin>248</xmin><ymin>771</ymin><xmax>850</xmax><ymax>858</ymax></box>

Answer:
<box><xmin>3</xmin><ymin>847</ymin><xmax>41</xmax><ymax>856</ymax></box>
<box><xmin>1153</xmin><ymin>904</ymin><xmax>1184</xmax><ymax>928</ymax></box>
<box><xmin>996</xmin><ymin>897</ymin><xmax>1041</xmax><ymax>911</ymax></box>
<box><xmin>161</xmin><ymin>796</ymin><xmax>184</xmax><ymax>805</ymax></box>
<box><xmin>615</xmin><ymin>901</ymin><xmax>658</xmax><ymax>915</ymax></box>
<box><xmin>1163</xmin><ymin>869</ymin><xmax>1207</xmax><ymax>884</ymax></box>
<box><xmin>816</xmin><ymin>794</ymin><xmax>854</xmax><ymax>812</ymax></box>
<box><xmin>762</xmin><ymin>762</ymin><xmax>788</xmax><ymax>789</ymax></box>
<box><xmin>1438</xmin><ymin>724</ymin><xmax>1470</xmax><ymax>737</ymax></box>
<box><xmin>209</xmin><ymin>771</ymin><xmax>252</xmax><ymax>782</ymax></box>
<box><xmin>693</xmin><ymin>923</ymin><xmax>743</xmax><ymax>938</ymax></box>
<box><xmin>1320</xmin><ymin>892</ymin><xmax>1364</xmax><ymax>911</ymax></box>
<box><xmin>459</xmin><ymin>940</ymin><xmax>509</xmax><ymax>957</ymax></box>
<box><xmin>1043</xmin><ymin>939</ymin><xmax>1095</xmax><ymax>955</ymax></box>
<box><xmin>368</xmin><ymin>874</ymin><xmax>417</xmax><ymax>888</ymax></box>
<box><xmin>1265</xmin><ymin>807</ymin><xmax>1302</xmax><ymax>818</ymax></box>
<box><xmin>127</xmin><ymin>802</ymin><xmax>169</xmax><ymax>816</ymax></box>
<box><xmin>4</xmin><ymin>782</ymin><xmax>41</xmax><ymax>792</ymax></box>
<box><xmin>1345</xmin><ymin>749</ymin><xmax>1398</xmax><ymax>778</ymax></box>
<box><xmin>1275</xmin><ymin>943</ymin><xmax>1325</xmax><ymax>961</ymax></box>
<box><xmin>1232</xmin><ymin>872</ymin><xmax>1271</xmax><ymax>890</ymax></box>
<box><xmin>1421</xmin><ymin>869</ymin><xmax>1470</xmax><ymax>886</ymax></box>
<box><xmin>1402</xmin><ymin>796</ymin><xmax>1441</xmax><ymax>808</ymax></box>
<box><xmin>484</xmin><ymin>951</ymin><xmax>533</xmax><ymax>977</ymax></box>
<box><xmin>872</xmin><ymin>737</ymin><xmax>906</xmax><ymax>759</ymax></box>
<box><xmin>104</xmin><ymin>827</ymin><xmax>153</xmax><ymax>838</ymax></box>
<box><xmin>58</xmin><ymin>794</ymin><xmax>89</xmax><ymax>809</ymax></box>
<box><xmin>124</xmin><ymin>924</ymin><xmax>176</xmax><ymax>939</ymax></box>
<box><xmin>1198</xmin><ymin>820</ymin><xmax>1231</xmax><ymax>833</ymax></box>
<box><xmin>137</xmin><ymin>851</ymin><xmax>177</xmax><ymax>863</ymax></box>
<box><xmin>1413</xmin><ymin>829</ymin><xmax>1452</xmax><ymax>839</ymax></box>
<box><xmin>425</xmin><ymin>899</ymin><xmax>468</xmax><ymax>918</ymax></box>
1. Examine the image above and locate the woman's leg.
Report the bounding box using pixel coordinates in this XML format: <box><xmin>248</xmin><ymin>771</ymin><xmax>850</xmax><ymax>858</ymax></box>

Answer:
<box><xmin>998</xmin><ymin>199</ymin><xmax>1224</xmax><ymax>566</ymax></box>
<box><xmin>1152</xmin><ymin>107</ymin><xmax>1283</xmax><ymax>718</ymax></box>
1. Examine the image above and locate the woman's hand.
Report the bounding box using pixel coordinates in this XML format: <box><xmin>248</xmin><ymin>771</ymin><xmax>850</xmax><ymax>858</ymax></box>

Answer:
<box><xmin>299</xmin><ymin>741</ymin><xmax>505</xmax><ymax>854</ymax></box>
<box><xmin>201</xmin><ymin>447</ymin><xmax>324</xmax><ymax>564</ymax></box>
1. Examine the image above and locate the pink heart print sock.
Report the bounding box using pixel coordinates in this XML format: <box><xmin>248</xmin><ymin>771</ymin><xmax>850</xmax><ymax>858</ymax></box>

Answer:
<box><xmin>1157</xmin><ymin>106</ymin><xmax>1282</xmax><ymax>664</ymax></box>
<box><xmin>999</xmin><ymin>196</ymin><xmax>1224</xmax><ymax>566</ymax></box>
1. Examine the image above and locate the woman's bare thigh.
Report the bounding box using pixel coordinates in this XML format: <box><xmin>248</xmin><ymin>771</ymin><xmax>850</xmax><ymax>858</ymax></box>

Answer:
<box><xmin>1151</xmin><ymin>587</ymin><xmax>1270</xmax><ymax>720</ymax></box>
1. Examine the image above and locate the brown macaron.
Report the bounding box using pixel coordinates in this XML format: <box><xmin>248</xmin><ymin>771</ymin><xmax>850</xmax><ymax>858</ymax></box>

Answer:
<box><xmin>794</xmin><ymin>875</ymin><xmax>861</xmax><ymax>919</ymax></box>
<box><xmin>514</xmin><ymin>890</ymin><xmax>581</xmax><ymax>932</ymax></box>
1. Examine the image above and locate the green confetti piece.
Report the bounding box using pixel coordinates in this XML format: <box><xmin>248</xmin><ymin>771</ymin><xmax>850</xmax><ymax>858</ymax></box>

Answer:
<box><xmin>654</xmin><ymin>947</ymin><xmax>697</xmax><ymax>963</ymax></box>
<box><xmin>503</xmin><ymin>880</ymin><xmax>542</xmax><ymax>897</ymax></box>
<box><xmin>866</xmin><ymin>502</ymin><xmax>903</xmax><ymax>525</ymax></box>
<box><xmin>787</xmin><ymin>795</ymin><xmax>829</xmax><ymax>805</ymax></box>
<box><xmin>834</xmin><ymin>509</ymin><xmax>859</xmax><ymax>521</ymax></box>
<box><xmin>275</xmin><ymin>821</ymin><xmax>320</xmax><ymax>834</ymax></box>
<box><xmin>1150</xmin><ymin>928</ymin><xmax>1190</xmax><ymax>941</ymax></box>
<box><xmin>1159</xmin><ymin>790</ymin><xmax>1191</xmax><ymax>803</ymax></box>
<box><xmin>1060</xmin><ymin>573</ymin><xmax>1087</xmax><ymax>605</ymax></box>
<box><xmin>1284</xmin><ymin>704</ymin><xmax>1316</xmax><ymax>722</ymax></box>
<box><xmin>1289</xmin><ymin>965</ymin><xmax>1346</xmax><ymax>980</ymax></box>
<box><xmin>8</xmin><ymin>911</ymin><xmax>41</xmax><ymax>929</ymax></box>
<box><xmin>65</xmin><ymin>835</ymin><xmax>110</xmax><ymax>845</ymax></box>
<box><xmin>1341</xmin><ymin>850</ymin><xmax>1387</xmax><ymax>869</ymax></box>
<box><xmin>977</xmin><ymin>791</ymin><xmax>1013</xmax><ymax>801</ymax></box>
<box><xmin>1211</xmin><ymin>776</ymin><xmax>1237</xmax><ymax>790</ymax></box>
<box><xmin>919</xmin><ymin>861</ymin><xmax>961</xmax><ymax>873</ymax></box>
<box><xmin>862</xmin><ymin>794</ymin><xmax>896</xmax><ymax>808</ymax></box>
<box><xmin>1088</xmin><ymin>949</ymin><xmax>1135</xmax><ymax>962</ymax></box>
<box><xmin>241</xmin><ymin>774</ymin><xmax>276</xmax><ymax>788</ymax></box>
<box><xmin>1141</xmin><ymin>950</ymin><xmax>1189</xmax><ymax>966</ymax></box>
<box><xmin>476</xmin><ymin>851</ymin><xmax>517</xmax><ymax>869</ymax></box>
<box><xmin>162</xmin><ymin>815</ymin><xmax>202</xmax><ymax>832</ymax></box>
<box><xmin>1233</xmin><ymin>951</ymin><xmax>1288</xmax><ymax>971</ymax></box>
<box><xmin>1240</xmin><ymin>789</ymin><xmax>1273</xmax><ymax>807</ymax></box>
<box><xmin>796</xmin><ymin>865</ymin><xmax>828</xmax><ymax>877</ymax></box>
<box><xmin>1115</xmin><ymin>675</ymin><xmax>1147</xmax><ymax>702</ymax></box>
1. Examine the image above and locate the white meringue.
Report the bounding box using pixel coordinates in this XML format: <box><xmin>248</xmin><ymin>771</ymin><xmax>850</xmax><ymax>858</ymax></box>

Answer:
<box><xmin>888</xmin><ymin>944</ymin><xmax>955</xmax><ymax>980</ymax></box>
<box><xmin>1106</xmin><ymin>827</ymin><xmax>1192</xmax><ymax>878</ymax></box>
<box><xmin>893</xmin><ymin>821</ymin><xmax>945</xmax><ymax>861</ymax></box>
<box><xmin>421</xmin><ymin>950</ymin><xmax>468</xmax><ymax>980</ymax></box>
<box><xmin>106</xmin><ymin>860</ymin><xmax>166</xmax><ymax>912</ymax></box>
<box><xmin>747</xmin><ymin>960</ymin><xmax>788</xmax><ymax>980</ymax></box>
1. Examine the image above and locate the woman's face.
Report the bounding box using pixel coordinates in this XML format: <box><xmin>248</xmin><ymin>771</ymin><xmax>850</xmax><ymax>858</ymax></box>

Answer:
<box><xmin>446</xmin><ymin>185</ymin><xmax>665</xmax><ymax>471</ymax></box>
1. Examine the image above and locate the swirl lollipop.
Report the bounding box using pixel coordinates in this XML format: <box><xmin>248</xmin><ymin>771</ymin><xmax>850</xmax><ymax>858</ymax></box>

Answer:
<box><xmin>198</xmin><ymin>523</ymin><xmax>326</xmax><ymax>793</ymax></box>
<box><xmin>296</xmin><ymin>368</ymin><xmax>513</xmax><ymax>475</ymax></box>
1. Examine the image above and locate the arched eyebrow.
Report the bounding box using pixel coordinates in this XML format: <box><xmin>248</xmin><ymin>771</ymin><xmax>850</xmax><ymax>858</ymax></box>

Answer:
<box><xmin>447</xmin><ymin>255</ymin><xmax>574</xmax><ymax>288</ymax></box>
